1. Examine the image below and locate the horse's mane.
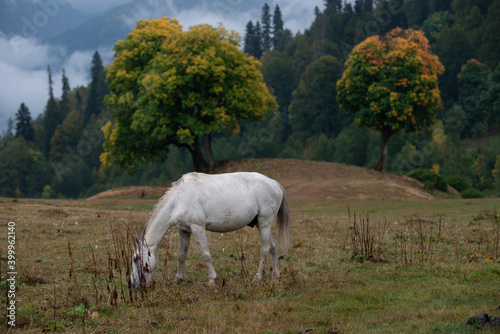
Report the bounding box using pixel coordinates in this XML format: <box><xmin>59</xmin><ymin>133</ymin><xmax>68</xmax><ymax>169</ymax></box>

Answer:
<box><xmin>139</xmin><ymin>177</ymin><xmax>185</xmax><ymax>239</ymax></box>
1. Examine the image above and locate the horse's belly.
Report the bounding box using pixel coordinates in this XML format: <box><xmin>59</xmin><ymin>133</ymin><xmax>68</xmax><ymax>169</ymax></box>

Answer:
<box><xmin>204</xmin><ymin>204</ymin><xmax>257</xmax><ymax>233</ymax></box>
<box><xmin>205</xmin><ymin>222</ymin><xmax>248</xmax><ymax>233</ymax></box>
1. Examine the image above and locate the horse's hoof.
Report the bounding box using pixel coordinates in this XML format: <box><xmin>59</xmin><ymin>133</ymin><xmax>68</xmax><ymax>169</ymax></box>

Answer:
<box><xmin>174</xmin><ymin>278</ymin><xmax>185</xmax><ymax>285</ymax></box>
<box><xmin>207</xmin><ymin>281</ymin><xmax>216</xmax><ymax>287</ymax></box>
<box><xmin>252</xmin><ymin>274</ymin><xmax>262</xmax><ymax>284</ymax></box>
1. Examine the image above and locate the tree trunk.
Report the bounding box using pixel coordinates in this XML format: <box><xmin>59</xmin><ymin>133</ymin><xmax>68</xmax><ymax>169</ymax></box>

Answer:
<box><xmin>186</xmin><ymin>135</ymin><xmax>218</xmax><ymax>173</ymax></box>
<box><xmin>187</xmin><ymin>138</ymin><xmax>209</xmax><ymax>172</ymax></box>
<box><xmin>372</xmin><ymin>130</ymin><xmax>392</xmax><ymax>172</ymax></box>
<box><xmin>203</xmin><ymin>134</ymin><xmax>217</xmax><ymax>172</ymax></box>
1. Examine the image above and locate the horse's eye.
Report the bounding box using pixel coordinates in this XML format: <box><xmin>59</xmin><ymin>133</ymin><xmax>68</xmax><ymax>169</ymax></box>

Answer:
<box><xmin>133</xmin><ymin>255</ymin><xmax>139</xmax><ymax>263</ymax></box>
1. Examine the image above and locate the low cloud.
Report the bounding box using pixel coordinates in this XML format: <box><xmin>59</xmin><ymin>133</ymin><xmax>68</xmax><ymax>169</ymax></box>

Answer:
<box><xmin>279</xmin><ymin>0</ymin><xmax>325</xmax><ymax>33</ymax></box>
<box><xmin>120</xmin><ymin>0</ymin><xmax>325</xmax><ymax>38</ymax></box>
<box><xmin>0</xmin><ymin>35</ymin><xmax>113</xmax><ymax>130</ymax></box>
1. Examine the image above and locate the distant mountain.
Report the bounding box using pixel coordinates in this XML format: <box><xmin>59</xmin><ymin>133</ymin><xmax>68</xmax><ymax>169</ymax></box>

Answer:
<box><xmin>48</xmin><ymin>0</ymin><xmax>267</xmax><ymax>53</ymax></box>
<box><xmin>0</xmin><ymin>0</ymin><xmax>91</xmax><ymax>39</ymax></box>
<box><xmin>1</xmin><ymin>0</ymin><xmax>281</xmax><ymax>53</ymax></box>
<box><xmin>47</xmin><ymin>2</ymin><xmax>137</xmax><ymax>52</ymax></box>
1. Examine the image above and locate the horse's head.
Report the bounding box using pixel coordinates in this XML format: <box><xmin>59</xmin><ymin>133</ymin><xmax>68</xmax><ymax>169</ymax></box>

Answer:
<box><xmin>130</xmin><ymin>235</ymin><xmax>157</xmax><ymax>287</ymax></box>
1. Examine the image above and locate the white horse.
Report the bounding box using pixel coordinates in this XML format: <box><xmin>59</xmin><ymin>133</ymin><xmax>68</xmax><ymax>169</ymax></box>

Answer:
<box><xmin>130</xmin><ymin>172</ymin><xmax>292</xmax><ymax>287</ymax></box>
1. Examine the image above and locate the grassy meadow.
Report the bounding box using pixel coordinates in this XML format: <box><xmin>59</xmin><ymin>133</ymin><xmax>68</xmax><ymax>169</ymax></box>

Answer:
<box><xmin>1</xmin><ymin>182</ymin><xmax>499</xmax><ymax>333</ymax></box>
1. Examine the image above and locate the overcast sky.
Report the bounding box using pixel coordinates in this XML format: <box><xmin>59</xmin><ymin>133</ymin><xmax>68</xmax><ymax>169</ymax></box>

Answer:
<box><xmin>66</xmin><ymin>0</ymin><xmax>134</xmax><ymax>15</ymax></box>
<box><xmin>0</xmin><ymin>0</ymin><xmax>324</xmax><ymax>132</ymax></box>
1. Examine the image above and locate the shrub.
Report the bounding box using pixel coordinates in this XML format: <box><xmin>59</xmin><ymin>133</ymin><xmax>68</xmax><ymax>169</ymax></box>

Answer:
<box><xmin>424</xmin><ymin>181</ymin><xmax>435</xmax><ymax>193</ymax></box>
<box><xmin>407</xmin><ymin>168</ymin><xmax>448</xmax><ymax>192</ymax></box>
<box><xmin>407</xmin><ymin>168</ymin><xmax>434</xmax><ymax>183</ymax></box>
<box><xmin>461</xmin><ymin>188</ymin><xmax>485</xmax><ymax>198</ymax></box>
<box><xmin>446</xmin><ymin>175</ymin><xmax>472</xmax><ymax>192</ymax></box>
<box><xmin>278</xmin><ymin>146</ymin><xmax>301</xmax><ymax>159</ymax></box>
<box><xmin>434</xmin><ymin>176</ymin><xmax>448</xmax><ymax>192</ymax></box>
<box><xmin>41</xmin><ymin>185</ymin><xmax>56</xmax><ymax>199</ymax></box>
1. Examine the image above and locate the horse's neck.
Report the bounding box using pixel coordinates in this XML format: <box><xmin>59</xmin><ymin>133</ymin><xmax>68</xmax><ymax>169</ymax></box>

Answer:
<box><xmin>143</xmin><ymin>198</ymin><xmax>174</xmax><ymax>252</ymax></box>
<box><xmin>144</xmin><ymin>219</ymin><xmax>173</xmax><ymax>254</ymax></box>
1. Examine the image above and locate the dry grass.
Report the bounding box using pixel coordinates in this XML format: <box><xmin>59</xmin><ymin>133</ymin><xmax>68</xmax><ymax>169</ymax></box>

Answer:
<box><xmin>1</xmin><ymin>193</ymin><xmax>499</xmax><ymax>333</ymax></box>
<box><xmin>0</xmin><ymin>160</ymin><xmax>498</xmax><ymax>333</ymax></box>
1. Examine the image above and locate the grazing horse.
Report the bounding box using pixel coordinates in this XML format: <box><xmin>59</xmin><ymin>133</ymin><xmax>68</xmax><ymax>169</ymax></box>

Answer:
<box><xmin>130</xmin><ymin>172</ymin><xmax>292</xmax><ymax>287</ymax></box>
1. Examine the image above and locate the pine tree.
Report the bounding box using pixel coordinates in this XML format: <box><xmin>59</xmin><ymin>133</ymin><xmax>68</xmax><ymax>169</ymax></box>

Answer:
<box><xmin>407</xmin><ymin>0</ymin><xmax>430</xmax><ymax>27</ymax></box>
<box><xmin>254</xmin><ymin>21</ymin><xmax>263</xmax><ymax>58</ymax></box>
<box><xmin>323</xmin><ymin>0</ymin><xmax>343</xmax><ymax>44</ymax></box>
<box><xmin>261</xmin><ymin>3</ymin><xmax>272</xmax><ymax>51</ymax></box>
<box><xmin>429</xmin><ymin>0</ymin><xmax>452</xmax><ymax>13</ymax></box>
<box><xmin>244</xmin><ymin>20</ymin><xmax>263</xmax><ymax>58</ymax></box>
<box><xmin>272</xmin><ymin>5</ymin><xmax>284</xmax><ymax>49</ymax></box>
<box><xmin>324</xmin><ymin>0</ymin><xmax>342</xmax><ymax>14</ymax></box>
<box><xmin>75</xmin><ymin>87</ymin><xmax>83</xmax><ymax>111</ymax></box>
<box><xmin>84</xmin><ymin>51</ymin><xmax>108</xmax><ymax>125</ymax></box>
<box><xmin>15</xmin><ymin>103</ymin><xmax>35</xmax><ymax>142</ymax></box>
<box><xmin>364</xmin><ymin>0</ymin><xmax>373</xmax><ymax>13</ymax></box>
<box><xmin>59</xmin><ymin>69</ymin><xmax>71</xmax><ymax>120</ymax></box>
<box><xmin>354</xmin><ymin>0</ymin><xmax>364</xmax><ymax>16</ymax></box>
<box><xmin>314</xmin><ymin>6</ymin><xmax>321</xmax><ymax>17</ymax></box>
<box><xmin>376</xmin><ymin>0</ymin><xmax>408</xmax><ymax>35</ymax></box>
<box><xmin>7</xmin><ymin>119</ymin><xmax>13</xmax><ymax>137</ymax></box>
<box><xmin>43</xmin><ymin>66</ymin><xmax>61</xmax><ymax>156</ymax></box>
<box><xmin>1</xmin><ymin>118</ymin><xmax>15</xmax><ymax>147</ymax></box>
<box><xmin>480</xmin><ymin>0</ymin><xmax>500</xmax><ymax>69</ymax></box>
<box><xmin>244</xmin><ymin>20</ymin><xmax>256</xmax><ymax>55</ymax></box>
<box><xmin>49</xmin><ymin>110</ymin><xmax>83</xmax><ymax>162</ymax></box>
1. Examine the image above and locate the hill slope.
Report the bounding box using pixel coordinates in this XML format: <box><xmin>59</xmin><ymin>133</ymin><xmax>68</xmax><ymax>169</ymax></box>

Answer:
<box><xmin>88</xmin><ymin>159</ymin><xmax>460</xmax><ymax>201</ymax></box>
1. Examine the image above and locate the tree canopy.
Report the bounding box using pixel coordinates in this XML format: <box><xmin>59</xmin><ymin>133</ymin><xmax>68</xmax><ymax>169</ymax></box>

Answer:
<box><xmin>101</xmin><ymin>17</ymin><xmax>277</xmax><ymax>172</ymax></box>
<box><xmin>337</xmin><ymin>28</ymin><xmax>444</xmax><ymax>170</ymax></box>
<box><xmin>289</xmin><ymin>55</ymin><xmax>346</xmax><ymax>139</ymax></box>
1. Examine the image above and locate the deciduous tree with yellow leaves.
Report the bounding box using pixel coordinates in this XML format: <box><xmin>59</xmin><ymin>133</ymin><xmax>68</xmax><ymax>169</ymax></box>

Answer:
<box><xmin>337</xmin><ymin>28</ymin><xmax>444</xmax><ymax>171</ymax></box>
<box><xmin>101</xmin><ymin>17</ymin><xmax>277</xmax><ymax>172</ymax></box>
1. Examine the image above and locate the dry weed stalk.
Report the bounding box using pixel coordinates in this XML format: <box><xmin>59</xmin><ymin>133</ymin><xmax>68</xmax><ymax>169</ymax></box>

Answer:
<box><xmin>345</xmin><ymin>209</ymin><xmax>386</xmax><ymax>262</ymax></box>
<box><xmin>394</xmin><ymin>216</ymin><xmax>439</xmax><ymax>266</ymax></box>
<box><xmin>230</xmin><ymin>231</ymin><xmax>249</xmax><ymax>278</ymax></box>
<box><xmin>108</xmin><ymin>219</ymin><xmax>143</xmax><ymax>302</ymax></box>
<box><xmin>88</xmin><ymin>244</ymin><xmax>103</xmax><ymax>305</ymax></box>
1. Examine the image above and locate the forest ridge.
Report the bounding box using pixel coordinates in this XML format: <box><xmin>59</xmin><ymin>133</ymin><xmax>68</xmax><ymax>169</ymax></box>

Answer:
<box><xmin>1</xmin><ymin>0</ymin><xmax>500</xmax><ymax>199</ymax></box>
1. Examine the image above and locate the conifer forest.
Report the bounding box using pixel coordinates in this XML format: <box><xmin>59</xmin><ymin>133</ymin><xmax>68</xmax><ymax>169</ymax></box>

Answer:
<box><xmin>1</xmin><ymin>0</ymin><xmax>500</xmax><ymax>199</ymax></box>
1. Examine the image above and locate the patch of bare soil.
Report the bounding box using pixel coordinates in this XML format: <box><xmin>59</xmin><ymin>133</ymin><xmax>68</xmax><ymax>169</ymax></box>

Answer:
<box><xmin>86</xmin><ymin>185</ymin><xmax>170</xmax><ymax>201</ymax></box>
<box><xmin>87</xmin><ymin>159</ymin><xmax>461</xmax><ymax>201</ymax></box>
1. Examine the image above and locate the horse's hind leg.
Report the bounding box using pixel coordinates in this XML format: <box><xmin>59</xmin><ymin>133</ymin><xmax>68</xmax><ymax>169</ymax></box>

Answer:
<box><xmin>190</xmin><ymin>225</ymin><xmax>217</xmax><ymax>286</ymax></box>
<box><xmin>175</xmin><ymin>229</ymin><xmax>191</xmax><ymax>283</ymax></box>
<box><xmin>255</xmin><ymin>216</ymin><xmax>279</xmax><ymax>281</ymax></box>
<box><xmin>270</xmin><ymin>234</ymin><xmax>280</xmax><ymax>278</ymax></box>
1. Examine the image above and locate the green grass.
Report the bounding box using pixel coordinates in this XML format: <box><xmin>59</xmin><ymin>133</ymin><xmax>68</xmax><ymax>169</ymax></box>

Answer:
<box><xmin>0</xmin><ymin>196</ymin><xmax>499</xmax><ymax>333</ymax></box>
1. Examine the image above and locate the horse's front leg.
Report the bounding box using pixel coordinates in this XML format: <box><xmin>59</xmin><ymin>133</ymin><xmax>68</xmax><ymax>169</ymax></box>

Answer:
<box><xmin>175</xmin><ymin>229</ymin><xmax>191</xmax><ymax>283</ymax></box>
<box><xmin>190</xmin><ymin>225</ymin><xmax>217</xmax><ymax>286</ymax></box>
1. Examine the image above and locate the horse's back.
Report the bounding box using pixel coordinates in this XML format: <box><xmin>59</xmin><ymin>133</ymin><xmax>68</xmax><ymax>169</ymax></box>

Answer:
<box><xmin>170</xmin><ymin>172</ymin><xmax>283</xmax><ymax>232</ymax></box>
<box><xmin>178</xmin><ymin>172</ymin><xmax>281</xmax><ymax>194</ymax></box>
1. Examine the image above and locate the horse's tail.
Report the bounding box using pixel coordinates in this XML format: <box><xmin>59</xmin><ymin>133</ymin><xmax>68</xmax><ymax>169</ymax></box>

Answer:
<box><xmin>277</xmin><ymin>185</ymin><xmax>292</xmax><ymax>256</ymax></box>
